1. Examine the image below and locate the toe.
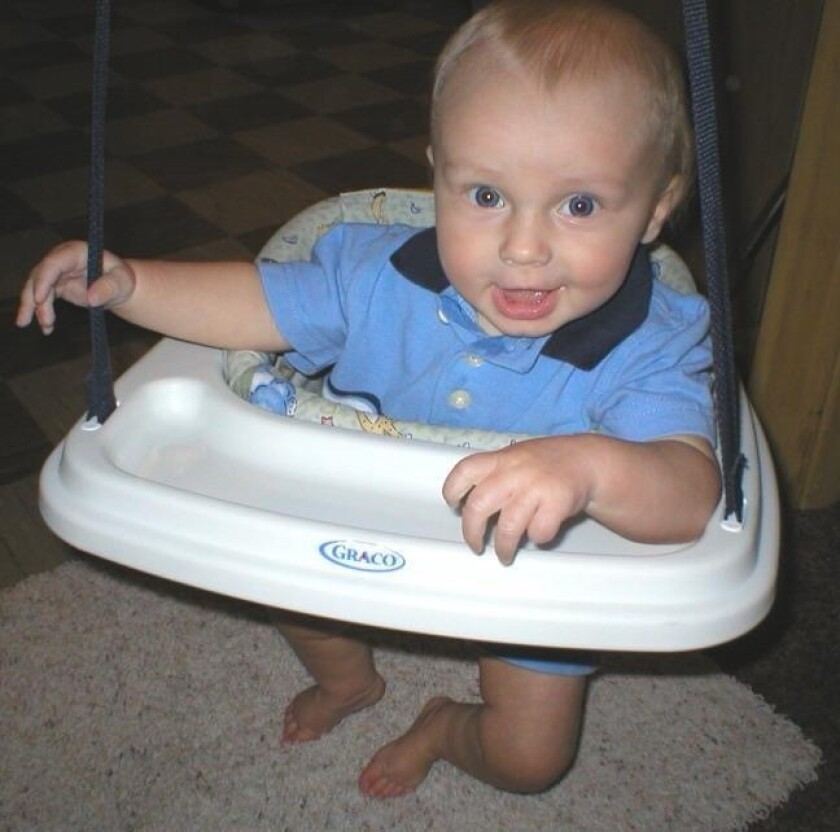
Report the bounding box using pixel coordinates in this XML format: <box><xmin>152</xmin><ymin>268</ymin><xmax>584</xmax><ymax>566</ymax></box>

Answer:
<box><xmin>281</xmin><ymin>705</ymin><xmax>321</xmax><ymax>745</ymax></box>
<box><xmin>359</xmin><ymin>767</ymin><xmax>413</xmax><ymax>800</ymax></box>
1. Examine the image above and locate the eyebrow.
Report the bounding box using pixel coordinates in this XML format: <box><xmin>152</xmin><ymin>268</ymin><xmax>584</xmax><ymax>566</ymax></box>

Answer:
<box><xmin>440</xmin><ymin>159</ymin><xmax>505</xmax><ymax>179</ymax></box>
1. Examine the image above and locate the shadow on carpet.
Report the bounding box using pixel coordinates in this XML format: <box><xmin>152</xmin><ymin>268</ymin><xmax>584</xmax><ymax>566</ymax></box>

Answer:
<box><xmin>0</xmin><ymin>557</ymin><xmax>821</xmax><ymax>832</ymax></box>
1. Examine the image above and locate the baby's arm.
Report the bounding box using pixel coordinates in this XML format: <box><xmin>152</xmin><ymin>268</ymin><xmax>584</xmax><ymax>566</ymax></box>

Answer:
<box><xmin>443</xmin><ymin>433</ymin><xmax>721</xmax><ymax>565</ymax></box>
<box><xmin>17</xmin><ymin>241</ymin><xmax>289</xmax><ymax>352</ymax></box>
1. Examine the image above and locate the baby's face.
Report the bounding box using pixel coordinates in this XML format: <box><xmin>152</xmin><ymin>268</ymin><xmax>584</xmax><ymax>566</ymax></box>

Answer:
<box><xmin>431</xmin><ymin>61</ymin><xmax>678</xmax><ymax>337</ymax></box>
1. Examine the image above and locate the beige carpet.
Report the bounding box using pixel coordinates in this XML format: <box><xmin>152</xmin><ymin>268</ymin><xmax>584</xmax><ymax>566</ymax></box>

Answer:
<box><xmin>0</xmin><ymin>557</ymin><xmax>821</xmax><ymax>832</ymax></box>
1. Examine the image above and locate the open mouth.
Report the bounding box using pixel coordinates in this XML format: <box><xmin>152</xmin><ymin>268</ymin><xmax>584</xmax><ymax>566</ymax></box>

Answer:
<box><xmin>493</xmin><ymin>287</ymin><xmax>558</xmax><ymax>321</ymax></box>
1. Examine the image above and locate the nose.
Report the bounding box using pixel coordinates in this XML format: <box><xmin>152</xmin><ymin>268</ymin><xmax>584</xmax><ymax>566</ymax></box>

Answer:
<box><xmin>499</xmin><ymin>210</ymin><xmax>551</xmax><ymax>267</ymax></box>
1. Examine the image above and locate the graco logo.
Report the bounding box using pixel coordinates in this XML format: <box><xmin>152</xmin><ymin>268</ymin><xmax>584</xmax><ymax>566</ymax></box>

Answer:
<box><xmin>319</xmin><ymin>540</ymin><xmax>406</xmax><ymax>573</ymax></box>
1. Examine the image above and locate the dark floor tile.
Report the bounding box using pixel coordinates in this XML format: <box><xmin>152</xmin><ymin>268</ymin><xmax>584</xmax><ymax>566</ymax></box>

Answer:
<box><xmin>0</xmin><ymin>544</ymin><xmax>27</xmax><ymax>590</ymax></box>
<box><xmin>408</xmin><ymin>0</ymin><xmax>473</xmax><ymax>27</ymax></box>
<box><xmin>153</xmin><ymin>11</ymin><xmax>256</xmax><ymax>45</ymax></box>
<box><xmin>0</xmin><ymin>76</ymin><xmax>31</xmax><ymax>105</ymax></box>
<box><xmin>48</xmin><ymin>83</ymin><xmax>170</xmax><ymax>127</ymax></box>
<box><xmin>0</xmin><ymin>383</ymin><xmax>51</xmax><ymax>484</ymax></box>
<box><xmin>39</xmin><ymin>92</ymin><xmax>84</xmax><ymax>128</ymax></box>
<box><xmin>291</xmin><ymin>145</ymin><xmax>429</xmax><ymax>194</ymax></box>
<box><xmin>0</xmin><ymin>474</ymin><xmax>71</xmax><ymax>585</ymax></box>
<box><xmin>345</xmin><ymin>10</ymin><xmax>446</xmax><ymax>41</ymax></box>
<box><xmin>237</xmin><ymin>223</ymin><xmax>283</xmax><ymax>257</ymax></box>
<box><xmin>321</xmin><ymin>0</ymin><xmax>400</xmax><ymax>19</ymax></box>
<box><xmin>227</xmin><ymin>4</ymin><xmax>325</xmax><ymax>34</ymax></box>
<box><xmin>332</xmin><ymin>97</ymin><xmax>428</xmax><ymax>143</ymax></box>
<box><xmin>1</xmin><ymin>298</ymin><xmax>155</xmax><ymax>379</ymax></box>
<box><xmin>281</xmin><ymin>20</ymin><xmax>370</xmax><ymax>51</ymax></box>
<box><xmin>129</xmin><ymin>136</ymin><xmax>269</xmax><ymax>192</ymax></box>
<box><xmin>390</xmin><ymin>27</ymin><xmax>452</xmax><ymax>57</ymax></box>
<box><xmin>54</xmin><ymin>196</ymin><xmax>228</xmax><ymax>258</ymax></box>
<box><xmin>365</xmin><ymin>59</ymin><xmax>434</xmax><ymax>97</ymax></box>
<box><xmin>40</xmin><ymin>12</ymin><xmax>107</xmax><ymax>40</ymax></box>
<box><xmin>0</xmin><ymin>228</ymin><xmax>63</xmax><ymax>301</ymax></box>
<box><xmin>190</xmin><ymin>89</ymin><xmax>313</xmax><ymax>132</ymax></box>
<box><xmin>0</xmin><ymin>187</ymin><xmax>44</xmax><ymax>236</ymax></box>
<box><xmin>279</xmin><ymin>73</ymin><xmax>399</xmax><ymax>115</ymax></box>
<box><xmin>0</xmin><ymin>40</ymin><xmax>86</xmax><ymax>73</ymax></box>
<box><xmin>0</xmin><ymin>7</ymin><xmax>24</xmax><ymax>28</ymax></box>
<box><xmin>232</xmin><ymin>51</ymin><xmax>340</xmax><ymax>87</ymax></box>
<box><xmin>110</xmin><ymin>46</ymin><xmax>215</xmax><ymax>82</ymax></box>
<box><xmin>0</xmin><ymin>129</ymin><xmax>89</xmax><ymax>183</ymax></box>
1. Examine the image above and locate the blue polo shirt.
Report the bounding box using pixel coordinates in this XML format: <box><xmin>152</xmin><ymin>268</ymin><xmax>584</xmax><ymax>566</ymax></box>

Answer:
<box><xmin>258</xmin><ymin>223</ymin><xmax>714</xmax><ymax>446</ymax></box>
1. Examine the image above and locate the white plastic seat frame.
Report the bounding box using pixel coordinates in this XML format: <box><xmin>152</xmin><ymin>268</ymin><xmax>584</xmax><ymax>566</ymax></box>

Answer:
<box><xmin>38</xmin><ymin>189</ymin><xmax>780</xmax><ymax>653</ymax></box>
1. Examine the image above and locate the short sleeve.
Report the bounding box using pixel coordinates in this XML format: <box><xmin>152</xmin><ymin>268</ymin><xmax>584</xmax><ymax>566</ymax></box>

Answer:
<box><xmin>257</xmin><ymin>224</ymin><xmax>350</xmax><ymax>374</ymax></box>
<box><xmin>591</xmin><ymin>286</ymin><xmax>716</xmax><ymax>446</ymax></box>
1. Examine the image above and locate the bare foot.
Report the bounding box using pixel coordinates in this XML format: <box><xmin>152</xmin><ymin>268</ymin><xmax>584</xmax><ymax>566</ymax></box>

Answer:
<box><xmin>358</xmin><ymin>696</ymin><xmax>452</xmax><ymax>799</ymax></box>
<box><xmin>282</xmin><ymin>675</ymin><xmax>386</xmax><ymax>744</ymax></box>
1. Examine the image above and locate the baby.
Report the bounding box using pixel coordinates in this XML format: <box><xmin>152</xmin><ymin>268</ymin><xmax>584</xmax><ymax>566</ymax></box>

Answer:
<box><xmin>18</xmin><ymin>0</ymin><xmax>720</xmax><ymax>799</ymax></box>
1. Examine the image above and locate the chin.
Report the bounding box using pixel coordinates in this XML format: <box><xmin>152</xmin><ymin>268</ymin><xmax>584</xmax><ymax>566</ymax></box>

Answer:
<box><xmin>489</xmin><ymin>319</ymin><xmax>558</xmax><ymax>338</ymax></box>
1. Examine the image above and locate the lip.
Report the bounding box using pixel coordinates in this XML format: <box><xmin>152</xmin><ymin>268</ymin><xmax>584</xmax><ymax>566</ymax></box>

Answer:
<box><xmin>491</xmin><ymin>286</ymin><xmax>559</xmax><ymax>321</ymax></box>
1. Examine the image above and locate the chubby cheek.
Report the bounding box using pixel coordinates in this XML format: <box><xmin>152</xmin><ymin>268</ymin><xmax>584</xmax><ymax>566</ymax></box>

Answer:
<box><xmin>569</xmin><ymin>247</ymin><xmax>634</xmax><ymax>298</ymax></box>
<box><xmin>437</xmin><ymin>228</ymin><xmax>488</xmax><ymax>295</ymax></box>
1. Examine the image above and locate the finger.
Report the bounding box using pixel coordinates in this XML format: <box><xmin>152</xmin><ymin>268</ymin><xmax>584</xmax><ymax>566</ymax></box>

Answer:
<box><xmin>458</xmin><ymin>476</ymin><xmax>512</xmax><ymax>555</ymax></box>
<box><xmin>89</xmin><ymin>256</ymin><xmax>138</xmax><ymax>309</ymax></box>
<box><xmin>459</xmin><ymin>501</ymin><xmax>492</xmax><ymax>555</ymax></box>
<box><xmin>87</xmin><ymin>273</ymin><xmax>122</xmax><ymax>308</ymax></box>
<box><xmin>21</xmin><ymin>273</ymin><xmax>60</xmax><ymax>334</ymax></box>
<box><xmin>525</xmin><ymin>501</ymin><xmax>568</xmax><ymax>547</ymax></box>
<box><xmin>35</xmin><ymin>294</ymin><xmax>58</xmax><ymax>335</ymax></box>
<box><xmin>27</xmin><ymin>247</ymin><xmax>87</xmax><ymax>305</ymax></box>
<box><xmin>442</xmin><ymin>452</ymin><xmax>496</xmax><ymax>507</ymax></box>
<box><xmin>15</xmin><ymin>280</ymin><xmax>38</xmax><ymax>327</ymax></box>
<box><xmin>492</xmin><ymin>492</ymin><xmax>541</xmax><ymax>565</ymax></box>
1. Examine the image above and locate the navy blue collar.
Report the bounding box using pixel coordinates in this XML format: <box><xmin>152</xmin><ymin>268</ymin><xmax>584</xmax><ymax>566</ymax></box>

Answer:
<box><xmin>390</xmin><ymin>226</ymin><xmax>652</xmax><ymax>370</ymax></box>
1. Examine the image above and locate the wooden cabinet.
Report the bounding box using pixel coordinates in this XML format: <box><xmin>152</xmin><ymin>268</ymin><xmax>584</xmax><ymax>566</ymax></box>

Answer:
<box><xmin>748</xmin><ymin>1</ymin><xmax>838</xmax><ymax>508</ymax></box>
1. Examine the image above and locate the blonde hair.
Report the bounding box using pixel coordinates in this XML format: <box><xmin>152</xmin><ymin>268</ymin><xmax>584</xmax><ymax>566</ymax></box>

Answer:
<box><xmin>432</xmin><ymin>0</ymin><xmax>693</xmax><ymax>201</ymax></box>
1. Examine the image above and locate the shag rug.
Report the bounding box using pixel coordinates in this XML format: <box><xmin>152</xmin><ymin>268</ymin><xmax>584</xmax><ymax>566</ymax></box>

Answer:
<box><xmin>0</xmin><ymin>558</ymin><xmax>821</xmax><ymax>832</ymax></box>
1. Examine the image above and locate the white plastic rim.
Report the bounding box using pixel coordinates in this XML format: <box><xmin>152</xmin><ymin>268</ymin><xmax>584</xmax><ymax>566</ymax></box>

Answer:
<box><xmin>39</xmin><ymin>338</ymin><xmax>780</xmax><ymax>651</ymax></box>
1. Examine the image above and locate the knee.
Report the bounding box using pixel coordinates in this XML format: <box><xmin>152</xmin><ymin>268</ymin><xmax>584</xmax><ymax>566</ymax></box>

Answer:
<box><xmin>489</xmin><ymin>740</ymin><xmax>577</xmax><ymax>794</ymax></box>
<box><xmin>476</xmin><ymin>657</ymin><xmax>587</xmax><ymax>793</ymax></box>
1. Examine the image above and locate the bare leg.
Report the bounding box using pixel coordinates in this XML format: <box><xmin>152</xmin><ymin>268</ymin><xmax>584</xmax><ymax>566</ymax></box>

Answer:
<box><xmin>358</xmin><ymin>655</ymin><xmax>587</xmax><ymax>798</ymax></box>
<box><xmin>276</xmin><ymin>612</ymin><xmax>385</xmax><ymax>743</ymax></box>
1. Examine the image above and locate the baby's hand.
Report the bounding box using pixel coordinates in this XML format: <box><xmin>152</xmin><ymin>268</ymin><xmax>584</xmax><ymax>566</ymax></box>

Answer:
<box><xmin>16</xmin><ymin>241</ymin><xmax>136</xmax><ymax>335</ymax></box>
<box><xmin>442</xmin><ymin>437</ymin><xmax>594</xmax><ymax>566</ymax></box>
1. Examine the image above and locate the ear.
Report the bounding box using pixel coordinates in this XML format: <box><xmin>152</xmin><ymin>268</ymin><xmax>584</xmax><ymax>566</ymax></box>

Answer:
<box><xmin>641</xmin><ymin>175</ymin><xmax>684</xmax><ymax>243</ymax></box>
<box><xmin>426</xmin><ymin>145</ymin><xmax>434</xmax><ymax>167</ymax></box>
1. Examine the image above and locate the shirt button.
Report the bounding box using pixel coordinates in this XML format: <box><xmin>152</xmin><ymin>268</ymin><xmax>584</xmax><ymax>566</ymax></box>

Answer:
<box><xmin>448</xmin><ymin>389</ymin><xmax>471</xmax><ymax>409</ymax></box>
<box><xmin>437</xmin><ymin>308</ymin><xmax>449</xmax><ymax>324</ymax></box>
<box><xmin>464</xmin><ymin>353</ymin><xmax>484</xmax><ymax>367</ymax></box>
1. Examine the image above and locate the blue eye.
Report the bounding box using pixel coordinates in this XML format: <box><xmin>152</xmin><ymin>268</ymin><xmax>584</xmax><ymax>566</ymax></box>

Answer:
<box><xmin>470</xmin><ymin>186</ymin><xmax>504</xmax><ymax>208</ymax></box>
<box><xmin>562</xmin><ymin>194</ymin><xmax>597</xmax><ymax>218</ymax></box>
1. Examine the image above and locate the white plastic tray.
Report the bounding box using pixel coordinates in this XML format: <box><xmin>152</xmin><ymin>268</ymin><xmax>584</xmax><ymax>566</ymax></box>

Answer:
<box><xmin>39</xmin><ymin>337</ymin><xmax>779</xmax><ymax>651</ymax></box>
